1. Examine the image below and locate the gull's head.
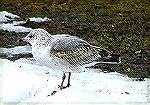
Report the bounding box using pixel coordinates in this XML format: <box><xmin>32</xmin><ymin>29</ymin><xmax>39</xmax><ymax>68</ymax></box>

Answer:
<box><xmin>21</xmin><ymin>28</ymin><xmax>51</xmax><ymax>45</ymax></box>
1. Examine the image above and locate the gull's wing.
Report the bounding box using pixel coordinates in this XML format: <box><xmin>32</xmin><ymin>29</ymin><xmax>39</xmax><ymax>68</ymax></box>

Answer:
<box><xmin>49</xmin><ymin>35</ymin><xmax>110</xmax><ymax>65</ymax></box>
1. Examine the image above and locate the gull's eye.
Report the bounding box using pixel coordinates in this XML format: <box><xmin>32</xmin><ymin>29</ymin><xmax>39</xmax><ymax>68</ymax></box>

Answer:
<box><xmin>40</xmin><ymin>37</ymin><xmax>45</xmax><ymax>41</ymax></box>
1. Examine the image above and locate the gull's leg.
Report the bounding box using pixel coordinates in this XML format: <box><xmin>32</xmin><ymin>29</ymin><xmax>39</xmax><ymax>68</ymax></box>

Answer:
<box><xmin>66</xmin><ymin>72</ymin><xmax>71</xmax><ymax>87</ymax></box>
<box><xmin>58</xmin><ymin>73</ymin><xmax>66</xmax><ymax>89</ymax></box>
<box><xmin>58</xmin><ymin>72</ymin><xmax>71</xmax><ymax>89</ymax></box>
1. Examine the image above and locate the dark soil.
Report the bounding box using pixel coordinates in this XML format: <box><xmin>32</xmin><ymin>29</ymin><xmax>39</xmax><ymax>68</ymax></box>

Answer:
<box><xmin>0</xmin><ymin>31</ymin><xmax>29</xmax><ymax>48</ymax></box>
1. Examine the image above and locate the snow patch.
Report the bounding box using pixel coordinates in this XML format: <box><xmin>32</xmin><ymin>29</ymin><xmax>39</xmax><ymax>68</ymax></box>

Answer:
<box><xmin>0</xmin><ymin>11</ymin><xmax>32</xmax><ymax>33</ymax></box>
<box><xmin>29</xmin><ymin>17</ymin><xmax>51</xmax><ymax>22</ymax></box>
<box><xmin>0</xmin><ymin>11</ymin><xmax>52</xmax><ymax>33</ymax></box>
<box><xmin>1</xmin><ymin>22</ymin><xmax>32</xmax><ymax>33</ymax></box>
<box><xmin>0</xmin><ymin>11</ymin><xmax>19</xmax><ymax>22</ymax></box>
<box><xmin>0</xmin><ymin>45</ymin><xmax>32</xmax><ymax>57</ymax></box>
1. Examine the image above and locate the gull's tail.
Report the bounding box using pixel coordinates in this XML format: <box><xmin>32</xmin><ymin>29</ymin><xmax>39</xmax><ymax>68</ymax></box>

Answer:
<box><xmin>103</xmin><ymin>53</ymin><xmax>121</xmax><ymax>64</ymax></box>
<box><xmin>83</xmin><ymin>52</ymin><xmax>121</xmax><ymax>68</ymax></box>
<box><xmin>93</xmin><ymin>46</ymin><xmax>121</xmax><ymax>64</ymax></box>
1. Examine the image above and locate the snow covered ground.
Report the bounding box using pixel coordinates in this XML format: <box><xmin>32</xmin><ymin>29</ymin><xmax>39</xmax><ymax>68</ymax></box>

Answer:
<box><xmin>1</xmin><ymin>58</ymin><xmax>149</xmax><ymax>104</ymax></box>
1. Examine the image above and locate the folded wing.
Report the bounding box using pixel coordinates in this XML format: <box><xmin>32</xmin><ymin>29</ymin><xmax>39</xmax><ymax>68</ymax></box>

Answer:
<box><xmin>49</xmin><ymin>35</ymin><xmax>111</xmax><ymax>65</ymax></box>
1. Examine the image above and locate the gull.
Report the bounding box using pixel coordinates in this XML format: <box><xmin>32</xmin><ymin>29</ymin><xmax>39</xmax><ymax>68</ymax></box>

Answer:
<box><xmin>21</xmin><ymin>28</ymin><xmax>120</xmax><ymax>95</ymax></box>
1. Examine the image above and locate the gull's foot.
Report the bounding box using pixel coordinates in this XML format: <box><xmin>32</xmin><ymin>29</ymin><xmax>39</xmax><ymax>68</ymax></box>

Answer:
<box><xmin>50</xmin><ymin>85</ymin><xmax>71</xmax><ymax>96</ymax></box>
<box><xmin>50</xmin><ymin>90</ymin><xmax>57</xmax><ymax>96</ymax></box>
<box><xmin>67</xmin><ymin>84</ymin><xmax>71</xmax><ymax>87</ymax></box>
<box><xmin>58</xmin><ymin>84</ymin><xmax>71</xmax><ymax>90</ymax></box>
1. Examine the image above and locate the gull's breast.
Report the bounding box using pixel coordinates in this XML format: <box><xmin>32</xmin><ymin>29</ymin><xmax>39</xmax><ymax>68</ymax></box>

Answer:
<box><xmin>34</xmin><ymin>46</ymin><xmax>76</xmax><ymax>71</ymax></box>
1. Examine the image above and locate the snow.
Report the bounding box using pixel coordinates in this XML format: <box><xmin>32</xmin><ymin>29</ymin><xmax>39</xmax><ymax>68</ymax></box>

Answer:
<box><xmin>0</xmin><ymin>11</ymin><xmax>32</xmax><ymax>33</ymax></box>
<box><xmin>0</xmin><ymin>45</ymin><xmax>32</xmax><ymax>57</ymax></box>
<box><xmin>1</xmin><ymin>58</ymin><xmax>149</xmax><ymax>104</ymax></box>
<box><xmin>29</xmin><ymin>17</ymin><xmax>51</xmax><ymax>22</ymax></box>
<box><xmin>0</xmin><ymin>11</ymin><xmax>19</xmax><ymax>22</ymax></box>
<box><xmin>0</xmin><ymin>21</ymin><xmax>32</xmax><ymax>33</ymax></box>
<box><xmin>0</xmin><ymin>11</ymin><xmax>51</xmax><ymax>33</ymax></box>
<box><xmin>0</xmin><ymin>11</ymin><xmax>52</xmax><ymax>33</ymax></box>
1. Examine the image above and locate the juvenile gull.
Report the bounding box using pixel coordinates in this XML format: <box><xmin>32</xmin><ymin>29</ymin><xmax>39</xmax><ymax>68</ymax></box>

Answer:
<box><xmin>21</xmin><ymin>28</ymin><xmax>120</xmax><ymax>94</ymax></box>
